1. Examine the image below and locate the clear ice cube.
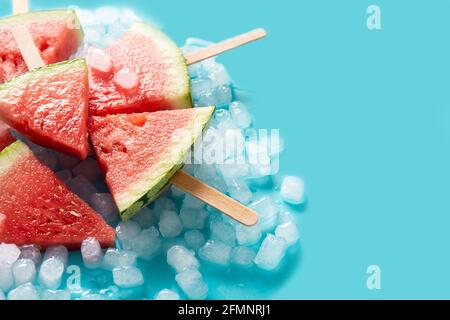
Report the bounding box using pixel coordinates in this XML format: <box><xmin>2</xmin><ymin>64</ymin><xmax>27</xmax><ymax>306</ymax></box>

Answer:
<box><xmin>231</xmin><ymin>246</ymin><xmax>256</xmax><ymax>268</ymax></box>
<box><xmin>175</xmin><ymin>268</ymin><xmax>208</xmax><ymax>300</ymax></box>
<box><xmin>102</xmin><ymin>249</ymin><xmax>137</xmax><ymax>271</ymax></box>
<box><xmin>275</xmin><ymin>220</ymin><xmax>300</xmax><ymax>246</ymax></box>
<box><xmin>155</xmin><ymin>289</ymin><xmax>180</xmax><ymax>300</ymax></box>
<box><xmin>198</xmin><ymin>241</ymin><xmax>232</xmax><ymax>266</ymax></box>
<box><xmin>254</xmin><ymin>234</ymin><xmax>287</xmax><ymax>271</ymax></box>
<box><xmin>280</xmin><ymin>176</ymin><xmax>305</xmax><ymax>205</ymax></box>
<box><xmin>167</xmin><ymin>246</ymin><xmax>200</xmax><ymax>273</ymax></box>
<box><xmin>112</xmin><ymin>266</ymin><xmax>144</xmax><ymax>288</ymax></box>
<box><xmin>184</xmin><ymin>230</ymin><xmax>206</xmax><ymax>251</ymax></box>
<box><xmin>7</xmin><ymin>283</ymin><xmax>40</xmax><ymax>300</ymax></box>
<box><xmin>38</xmin><ymin>257</ymin><xmax>65</xmax><ymax>289</ymax></box>
<box><xmin>81</xmin><ymin>237</ymin><xmax>104</xmax><ymax>269</ymax></box>
<box><xmin>0</xmin><ymin>243</ymin><xmax>21</xmax><ymax>266</ymax></box>
<box><xmin>159</xmin><ymin>211</ymin><xmax>183</xmax><ymax>238</ymax></box>
<box><xmin>12</xmin><ymin>259</ymin><xmax>36</xmax><ymax>286</ymax></box>
<box><xmin>180</xmin><ymin>208</ymin><xmax>208</xmax><ymax>230</ymax></box>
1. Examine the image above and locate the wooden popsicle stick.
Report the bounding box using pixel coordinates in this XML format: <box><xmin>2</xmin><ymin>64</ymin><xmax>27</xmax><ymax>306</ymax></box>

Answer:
<box><xmin>171</xmin><ymin>170</ymin><xmax>259</xmax><ymax>227</ymax></box>
<box><xmin>185</xmin><ymin>28</ymin><xmax>267</xmax><ymax>65</ymax></box>
<box><xmin>12</xmin><ymin>0</ymin><xmax>29</xmax><ymax>14</ymax></box>
<box><xmin>11</xmin><ymin>24</ymin><xmax>45</xmax><ymax>70</ymax></box>
<box><xmin>11</xmin><ymin>0</ymin><xmax>45</xmax><ymax>70</ymax></box>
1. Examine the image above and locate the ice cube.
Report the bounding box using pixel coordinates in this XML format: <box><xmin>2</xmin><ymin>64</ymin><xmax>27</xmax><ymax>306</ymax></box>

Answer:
<box><xmin>86</xmin><ymin>47</ymin><xmax>113</xmax><ymax>77</ymax></box>
<box><xmin>112</xmin><ymin>266</ymin><xmax>144</xmax><ymax>288</ymax></box>
<box><xmin>56</xmin><ymin>170</ymin><xmax>72</xmax><ymax>184</ymax></box>
<box><xmin>210</xmin><ymin>220</ymin><xmax>236</xmax><ymax>246</ymax></box>
<box><xmin>56</xmin><ymin>153</ymin><xmax>79</xmax><ymax>169</ymax></box>
<box><xmin>102</xmin><ymin>249</ymin><xmax>138</xmax><ymax>271</ymax></box>
<box><xmin>254</xmin><ymin>234</ymin><xmax>287</xmax><ymax>271</ymax></box>
<box><xmin>36</xmin><ymin>150</ymin><xmax>59</xmax><ymax>171</ymax></box>
<box><xmin>0</xmin><ymin>243</ymin><xmax>21</xmax><ymax>266</ymax></box>
<box><xmin>184</xmin><ymin>230</ymin><xmax>206</xmax><ymax>251</ymax></box>
<box><xmin>249</xmin><ymin>196</ymin><xmax>279</xmax><ymax>232</ymax></box>
<box><xmin>132</xmin><ymin>207</ymin><xmax>157</xmax><ymax>228</ymax></box>
<box><xmin>226</xmin><ymin>178</ymin><xmax>253</xmax><ymax>204</ymax></box>
<box><xmin>198</xmin><ymin>241</ymin><xmax>232</xmax><ymax>266</ymax></box>
<box><xmin>113</xmin><ymin>68</ymin><xmax>140</xmax><ymax>94</ymax></box>
<box><xmin>212</xmin><ymin>109</ymin><xmax>232</xmax><ymax>128</ymax></box>
<box><xmin>153</xmin><ymin>197</ymin><xmax>176</xmax><ymax>215</ymax></box>
<box><xmin>116</xmin><ymin>220</ymin><xmax>141</xmax><ymax>249</ymax></box>
<box><xmin>0</xmin><ymin>290</ymin><xmax>5</xmax><ymax>300</ymax></box>
<box><xmin>38</xmin><ymin>257</ymin><xmax>65</xmax><ymax>289</ymax></box>
<box><xmin>155</xmin><ymin>289</ymin><xmax>180</xmax><ymax>300</ymax></box>
<box><xmin>213</xmin><ymin>85</ymin><xmax>233</xmax><ymax>107</ymax></box>
<box><xmin>12</xmin><ymin>259</ymin><xmax>36</xmax><ymax>286</ymax></box>
<box><xmin>280</xmin><ymin>176</ymin><xmax>305</xmax><ymax>205</ymax></box>
<box><xmin>68</xmin><ymin>175</ymin><xmax>97</xmax><ymax>204</ymax></box>
<box><xmin>235</xmin><ymin>223</ymin><xmax>262</xmax><ymax>246</ymax></box>
<box><xmin>191</xmin><ymin>77</ymin><xmax>213</xmax><ymax>99</ymax></box>
<box><xmin>84</xmin><ymin>24</ymin><xmax>106</xmax><ymax>46</ymax></box>
<box><xmin>72</xmin><ymin>158</ymin><xmax>102</xmax><ymax>181</ymax></box>
<box><xmin>218</xmin><ymin>156</ymin><xmax>250</xmax><ymax>179</ymax></box>
<box><xmin>183</xmin><ymin>194</ymin><xmax>205</xmax><ymax>210</ymax></box>
<box><xmin>41</xmin><ymin>289</ymin><xmax>71</xmax><ymax>300</ymax></box>
<box><xmin>175</xmin><ymin>268</ymin><xmax>208</xmax><ymax>300</ymax></box>
<box><xmin>179</xmin><ymin>208</ymin><xmax>208</xmax><ymax>230</ymax></box>
<box><xmin>90</xmin><ymin>193</ymin><xmax>119</xmax><ymax>223</ymax></box>
<box><xmin>43</xmin><ymin>245</ymin><xmax>69</xmax><ymax>267</ymax></box>
<box><xmin>224</xmin><ymin>129</ymin><xmax>245</xmax><ymax>159</ymax></box>
<box><xmin>170</xmin><ymin>185</ymin><xmax>186</xmax><ymax>198</ymax></box>
<box><xmin>159</xmin><ymin>211</ymin><xmax>183</xmax><ymax>238</ymax></box>
<box><xmin>131</xmin><ymin>227</ymin><xmax>162</xmax><ymax>260</ymax></box>
<box><xmin>167</xmin><ymin>246</ymin><xmax>200</xmax><ymax>273</ymax></box>
<box><xmin>229</xmin><ymin>102</ymin><xmax>252</xmax><ymax>129</ymax></box>
<box><xmin>208</xmin><ymin>63</ymin><xmax>231</xmax><ymax>87</ymax></box>
<box><xmin>0</xmin><ymin>264</ymin><xmax>14</xmax><ymax>292</ymax></box>
<box><xmin>231</xmin><ymin>246</ymin><xmax>256</xmax><ymax>268</ymax></box>
<box><xmin>7</xmin><ymin>283</ymin><xmax>40</xmax><ymax>300</ymax></box>
<box><xmin>95</xmin><ymin>7</ymin><xmax>120</xmax><ymax>25</ymax></box>
<box><xmin>81</xmin><ymin>237</ymin><xmax>103</xmax><ymax>269</ymax></box>
<box><xmin>275</xmin><ymin>220</ymin><xmax>300</xmax><ymax>246</ymax></box>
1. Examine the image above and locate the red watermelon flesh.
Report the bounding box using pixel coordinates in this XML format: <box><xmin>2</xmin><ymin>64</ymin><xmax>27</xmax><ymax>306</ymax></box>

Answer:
<box><xmin>0</xmin><ymin>140</ymin><xmax>115</xmax><ymax>249</ymax></box>
<box><xmin>0</xmin><ymin>10</ymin><xmax>83</xmax><ymax>83</ymax></box>
<box><xmin>88</xmin><ymin>22</ymin><xmax>192</xmax><ymax>116</ymax></box>
<box><xmin>0</xmin><ymin>59</ymin><xmax>89</xmax><ymax>159</ymax></box>
<box><xmin>0</xmin><ymin>121</ymin><xmax>15</xmax><ymax>151</ymax></box>
<box><xmin>89</xmin><ymin>107</ymin><xmax>214</xmax><ymax>220</ymax></box>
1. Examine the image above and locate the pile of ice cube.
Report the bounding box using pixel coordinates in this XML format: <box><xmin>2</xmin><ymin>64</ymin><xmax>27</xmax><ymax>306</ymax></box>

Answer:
<box><xmin>0</xmin><ymin>7</ymin><xmax>306</xmax><ymax>300</ymax></box>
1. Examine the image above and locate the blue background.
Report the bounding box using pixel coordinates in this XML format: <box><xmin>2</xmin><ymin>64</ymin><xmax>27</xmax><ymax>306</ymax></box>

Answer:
<box><xmin>2</xmin><ymin>0</ymin><xmax>450</xmax><ymax>299</ymax></box>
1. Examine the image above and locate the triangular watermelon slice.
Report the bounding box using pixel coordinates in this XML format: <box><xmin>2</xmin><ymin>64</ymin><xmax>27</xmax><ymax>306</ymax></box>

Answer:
<box><xmin>0</xmin><ymin>10</ymin><xmax>83</xmax><ymax>83</ymax></box>
<box><xmin>89</xmin><ymin>106</ymin><xmax>215</xmax><ymax>220</ymax></box>
<box><xmin>0</xmin><ymin>140</ymin><xmax>115</xmax><ymax>249</ymax></box>
<box><xmin>0</xmin><ymin>59</ymin><xmax>89</xmax><ymax>159</ymax></box>
<box><xmin>88</xmin><ymin>22</ymin><xmax>192</xmax><ymax>116</ymax></box>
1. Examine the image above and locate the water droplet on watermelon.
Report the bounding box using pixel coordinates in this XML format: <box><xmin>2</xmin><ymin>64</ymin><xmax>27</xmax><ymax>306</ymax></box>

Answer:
<box><xmin>86</xmin><ymin>47</ymin><xmax>113</xmax><ymax>77</ymax></box>
<box><xmin>112</xmin><ymin>68</ymin><xmax>140</xmax><ymax>94</ymax></box>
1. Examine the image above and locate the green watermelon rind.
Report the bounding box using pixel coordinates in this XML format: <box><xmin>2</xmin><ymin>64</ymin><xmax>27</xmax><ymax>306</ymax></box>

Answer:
<box><xmin>118</xmin><ymin>106</ymin><xmax>215</xmax><ymax>221</ymax></box>
<box><xmin>0</xmin><ymin>140</ymin><xmax>31</xmax><ymax>178</ymax></box>
<box><xmin>0</xmin><ymin>9</ymin><xmax>84</xmax><ymax>43</ymax></box>
<box><xmin>130</xmin><ymin>22</ymin><xmax>192</xmax><ymax>110</ymax></box>
<box><xmin>0</xmin><ymin>58</ymin><xmax>87</xmax><ymax>100</ymax></box>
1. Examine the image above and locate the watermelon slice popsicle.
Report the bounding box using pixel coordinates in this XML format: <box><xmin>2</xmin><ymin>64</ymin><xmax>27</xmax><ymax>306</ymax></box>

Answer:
<box><xmin>88</xmin><ymin>22</ymin><xmax>267</xmax><ymax>116</ymax></box>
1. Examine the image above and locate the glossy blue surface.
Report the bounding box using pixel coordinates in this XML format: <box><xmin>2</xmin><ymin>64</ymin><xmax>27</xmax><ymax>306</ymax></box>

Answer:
<box><xmin>3</xmin><ymin>0</ymin><xmax>450</xmax><ymax>299</ymax></box>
